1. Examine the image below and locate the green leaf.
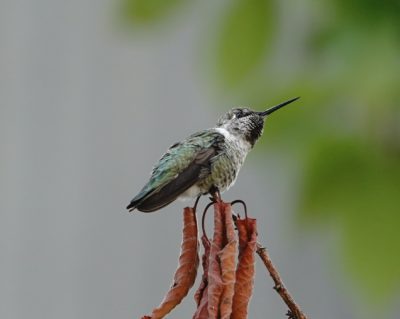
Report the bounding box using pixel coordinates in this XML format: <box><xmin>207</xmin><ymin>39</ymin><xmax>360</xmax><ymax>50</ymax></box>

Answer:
<box><xmin>300</xmin><ymin>137</ymin><xmax>400</xmax><ymax>303</ymax></box>
<box><xmin>120</xmin><ymin>0</ymin><xmax>186</xmax><ymax>26</ymax></box>
<box><xmin>213</xmin><ymin>0</ymin><xmax>274</xmax><ymax>89</ymax></box>
<box><xmin>333</xmin><ymin>0</ymin><xmax>400</xmax><ymax>30</ymax></box>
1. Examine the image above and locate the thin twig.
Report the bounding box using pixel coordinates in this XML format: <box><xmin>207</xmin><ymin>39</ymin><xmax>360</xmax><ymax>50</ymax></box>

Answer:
<box><xmin>256</xmin><ymin>243</ymin><xmax>309</xmax><ymax>319</ymax></box>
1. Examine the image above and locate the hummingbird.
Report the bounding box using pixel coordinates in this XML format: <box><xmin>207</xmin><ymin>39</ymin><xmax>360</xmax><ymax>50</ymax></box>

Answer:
<box><xmin>127</xmin><ymin>97</ymin><xmax>299</xmax><ymax>212</ymax></box>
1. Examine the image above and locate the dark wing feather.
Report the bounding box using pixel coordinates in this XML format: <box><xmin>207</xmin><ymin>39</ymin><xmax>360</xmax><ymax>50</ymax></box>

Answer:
<box><xmin>126</xmin><ymin>130</ymin><xmax>225</xmax><ymax>213</ymax></box>
<box><xmin>132</xmin><ymin>148</ymin><xmax>215</xmax><ymax>212</ymax></box>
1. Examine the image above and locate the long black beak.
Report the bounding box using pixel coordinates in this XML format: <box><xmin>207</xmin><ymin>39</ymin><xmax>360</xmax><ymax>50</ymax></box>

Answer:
<box><xmin>258</xmin><ymin>97</ymin><xmax>300</xmax><ymax>117</ymax></box>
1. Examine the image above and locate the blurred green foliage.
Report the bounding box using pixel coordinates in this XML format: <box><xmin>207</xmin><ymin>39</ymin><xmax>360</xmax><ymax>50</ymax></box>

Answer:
<box><xmin>120</xmin><ymin>0</ymin><xmax>187</xmax><ymax>25</ymax></box>
<box><xmin>119</xmin><ymin>0</ymin><xmax>400</xmax><ymax>309</ymax></box>
<box><xmin>213</xmin><ymin>0</ymin><xmax>273</xmax><ymax>88</ymax></box>
<box><xmin>334</xmin><ymin>0</ymin><xmax>400</xmax><ymax>30</ymax></box>
<box><xmin>302</xmin><ymin>138</ymin><xmax>400</xmax><ymax>300</ymax></box>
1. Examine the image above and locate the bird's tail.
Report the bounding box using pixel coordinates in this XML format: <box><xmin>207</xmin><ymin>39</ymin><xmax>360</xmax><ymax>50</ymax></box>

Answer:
<box><xmin>126</xmin><ymin>187</ymin><xmax>151</xmax><ymax>212</ymax></box>
<box><xmin>127</xmin><ymin>163</ymin><xmax>202</xmax><ymax>212</ymax></box>
<box><xmin>126</xmin><ymin>191</ymin><xmax>179</xmax><ymax>213</ymax></box>
<box><xmin>126</xmin><ymin>201</ymin><xmax>137</xmax><ymax>212</ymax></box>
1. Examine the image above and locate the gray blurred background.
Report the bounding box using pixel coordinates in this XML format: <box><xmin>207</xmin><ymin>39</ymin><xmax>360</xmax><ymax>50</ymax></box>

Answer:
<box><xmin>1</xmin><ymin>0</ymin><xmax>399</xmax><ymax>318</ymax></box>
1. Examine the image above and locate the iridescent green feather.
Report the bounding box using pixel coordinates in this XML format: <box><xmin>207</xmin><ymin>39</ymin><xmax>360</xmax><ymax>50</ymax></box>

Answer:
<box><xmin>130</xmin><ymin>129</ymin><xmax>224</xmax><ymax>203</ymax></box>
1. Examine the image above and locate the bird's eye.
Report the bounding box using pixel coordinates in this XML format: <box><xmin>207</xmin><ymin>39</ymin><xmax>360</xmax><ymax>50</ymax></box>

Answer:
<box><xmin>235</xmin><ymin>110</ymin><xmax>247</xmax><ymax>118</ymax></box>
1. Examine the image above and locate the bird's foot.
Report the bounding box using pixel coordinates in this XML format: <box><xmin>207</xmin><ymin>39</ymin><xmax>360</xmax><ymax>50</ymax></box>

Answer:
<box><xmin>208</xmin><ymin>186</ymin><xmax>221</xmax><ymax>203</ymax></box>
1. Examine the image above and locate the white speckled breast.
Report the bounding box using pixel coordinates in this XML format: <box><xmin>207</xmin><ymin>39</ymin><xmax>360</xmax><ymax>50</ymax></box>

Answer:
<box><xmin>180</xmin><ymin>127</ymin><xmax>251</xmax><ymax>199</ymax></box>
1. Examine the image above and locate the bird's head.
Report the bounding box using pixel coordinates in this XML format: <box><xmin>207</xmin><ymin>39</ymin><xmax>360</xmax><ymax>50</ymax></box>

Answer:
<box><xmin>216</xmin><ymin>97</ymin><xmax>300</xmax><ymax>146</ymax></box>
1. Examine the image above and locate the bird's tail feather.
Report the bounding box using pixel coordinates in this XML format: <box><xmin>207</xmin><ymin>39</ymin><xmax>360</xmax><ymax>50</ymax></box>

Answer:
<box><xmin>126</xmin><ymin>189</ymin><xmax>181</xmax><ymax>213</ymax></box>
<box><xmin>135</xmin><ymin>194</ymin><xmax>180</xmax><ymax>212</ymax></box>
<box><xmin>127</xmin><ymin>159</ymin><xmax>206</xmax><ymax>212</ymax></box>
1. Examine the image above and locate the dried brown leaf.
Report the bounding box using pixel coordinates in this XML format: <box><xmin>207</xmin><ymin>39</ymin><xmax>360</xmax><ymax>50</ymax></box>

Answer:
<box><xmin>231</xmin><ymin>218</ymin><xmax>257</xmax><ymax>319</ymax></box>
<box><xmin>193</xmin><ymin>235</ymin><xmax>211</xmax><ymax>319</ymax></box>
<box><xmin>207</xmin><ymin>202</ymin><xmax>225</xmax><ymax>319</ymax></box>
<box><xmin>148</xmin><ymin>207</ymin><xmax>199</xmax><ymax>319</ymax></box>
<box><xmin>218</xmin><ymin>203</ymin><xmax>237</xmax><ymax>319</ymax></box>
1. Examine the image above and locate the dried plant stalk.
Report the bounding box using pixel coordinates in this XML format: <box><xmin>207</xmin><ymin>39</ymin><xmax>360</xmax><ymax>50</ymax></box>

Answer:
<box><xmin>147</xmin><ymin>207</ymin><xmax>199</xmax><ymax>319</ymax></box>
<box><xmin>256</xmin><ymin>243</ymin><xmax>308</xmax><ymax>319</ymax></box>
<box><xmin>139</xmin><ymin>200</ymin><xmax>309</xmax><ymax>319</ymax></box>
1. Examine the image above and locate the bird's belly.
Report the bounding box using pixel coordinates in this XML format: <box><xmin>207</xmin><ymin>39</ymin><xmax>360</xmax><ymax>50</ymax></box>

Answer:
<box><xmin>180</xmin><ymin>138</ymin><xmax>249</xmax><ymax>199</ymax></box>
<box><xmin>198</xmin><ymin>151</ymin><xmax>244</xmax><ymax>194</ymax></box>
<box><xmin>178</xmin><ymin>156</ymin><xmax>242</xmax><ymax>200</ymax></box>
<box><xmin>179</xmin><ymin>184</ymin><xmax>202</xmax><ymax>200</ymax></box>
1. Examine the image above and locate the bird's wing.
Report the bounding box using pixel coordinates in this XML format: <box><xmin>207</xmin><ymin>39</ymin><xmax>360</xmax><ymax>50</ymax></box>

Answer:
<box><xmin>127</xmin><ymin>130</ymin><xmax>225</xmax><ymax>212</ymax></box>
